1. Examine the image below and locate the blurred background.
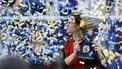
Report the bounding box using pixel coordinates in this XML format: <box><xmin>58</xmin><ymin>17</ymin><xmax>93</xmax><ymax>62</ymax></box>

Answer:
<box><xmin>0</xmin><ymin>0</ymin><xmax>122</xmax><ymax>69</ymax></box>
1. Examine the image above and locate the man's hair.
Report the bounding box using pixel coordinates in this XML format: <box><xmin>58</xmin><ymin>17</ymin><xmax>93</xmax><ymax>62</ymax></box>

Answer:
<box><xmin>69</xmin><ymin>12</ymin><xmax>98</xmax><ymax>34</ymax></box>
<box><xmin>69</xmin><ymin>12</ymin><xmax>82</xmax><ymax>25</ymax></box>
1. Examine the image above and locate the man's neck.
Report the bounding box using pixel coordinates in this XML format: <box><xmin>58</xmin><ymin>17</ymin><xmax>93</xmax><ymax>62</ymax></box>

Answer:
<box><xmin>73</xmin><ymin>30</ymin><xmax>84</xmax><ymax>41</ymax></box>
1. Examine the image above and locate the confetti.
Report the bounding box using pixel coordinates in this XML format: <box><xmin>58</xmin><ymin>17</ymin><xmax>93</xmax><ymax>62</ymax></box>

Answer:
<box><xmin>0</xmin><ymin>0</ymin><xmax>121</xmax><ymax>67</ymax></box>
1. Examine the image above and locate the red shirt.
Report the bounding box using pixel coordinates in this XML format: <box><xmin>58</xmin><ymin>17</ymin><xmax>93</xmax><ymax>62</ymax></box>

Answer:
<box><xmin>64</xmin><ymin>37</ymin><xmax>85</xmax><ymax>69</ymax></box>
<box><xmin>64</xmin><ymin>37</ymin><xmax>110</xmax><ymax>69</ymax></box>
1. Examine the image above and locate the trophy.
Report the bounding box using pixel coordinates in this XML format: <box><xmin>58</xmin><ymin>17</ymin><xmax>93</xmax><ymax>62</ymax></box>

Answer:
<box><xmin>77</xmin><ymin>33</ymin><xmax>97</xmax><ymax>59</ymax></box>
<box><xmin>77</xmin><ymin>15</ymin><xmax>103</xmax><ymax>59</ymax></box>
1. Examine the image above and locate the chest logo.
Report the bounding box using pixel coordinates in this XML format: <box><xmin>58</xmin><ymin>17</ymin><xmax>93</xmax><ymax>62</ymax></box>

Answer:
<box><xmin>83</xmin><ymin>45</ymin><xmax>90</xmax><ymax>53</ymax></box>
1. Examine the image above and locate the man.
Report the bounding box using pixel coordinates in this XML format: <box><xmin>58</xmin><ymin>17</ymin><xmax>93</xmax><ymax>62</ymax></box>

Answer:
<box><xmin>61</xmin><ymin>12</ymin><xmax>110</xmax><ymax>69</ymax></box>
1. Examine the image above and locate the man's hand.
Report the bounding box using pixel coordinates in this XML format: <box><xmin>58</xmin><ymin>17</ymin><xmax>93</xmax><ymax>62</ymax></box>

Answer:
<box><xmin>92</xmin><ymin>41</ymin><xmax>102</xmax><ymax>52</ymax></box>
<box><xmin>92</xmin><ymin>41</ymin><xmax>106</xmax><ymax>64</ymax></box>
<box><xmin>73</xmin><ymin>40</ymin><xmax>82</xmax><ymax>54</ymax></box>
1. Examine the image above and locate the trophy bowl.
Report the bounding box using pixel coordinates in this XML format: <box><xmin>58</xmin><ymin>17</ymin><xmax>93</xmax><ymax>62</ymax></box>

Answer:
<box><xmin>77</xmin><ymin>34</ymin><xmax>97</xmax><ymax>60</ymax></box>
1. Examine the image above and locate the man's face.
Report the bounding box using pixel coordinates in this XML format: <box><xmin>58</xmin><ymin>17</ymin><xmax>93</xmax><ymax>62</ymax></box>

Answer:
<box><xmin>66</xmin><ymin>17</ymin><xmax>79</xmax><ymax>34</ymax></box>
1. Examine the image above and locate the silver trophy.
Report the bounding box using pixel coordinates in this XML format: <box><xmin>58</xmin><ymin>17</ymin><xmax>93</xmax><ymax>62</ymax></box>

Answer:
<box><xmin>77</xmin><ymin>15</ymin><xmax>103</xmax><ymax>59</ymax></box>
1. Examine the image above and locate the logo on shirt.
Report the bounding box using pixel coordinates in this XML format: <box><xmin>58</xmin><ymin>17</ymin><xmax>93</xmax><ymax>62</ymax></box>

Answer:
<box><xmin>83</xmin><ymin>45</ymin><xmax>90</xmax><ymax>53</ymax></box>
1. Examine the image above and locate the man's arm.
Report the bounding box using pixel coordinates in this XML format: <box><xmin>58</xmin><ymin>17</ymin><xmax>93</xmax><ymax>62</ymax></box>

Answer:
<box><xmin>64</xmin><ymin>40</ymin><xmax>81</xmax><ymax>65</ymax></box>
<box><xmin>92</xmin><ymin>41</ymin><xmax>114</xmax><ymax>69</ymax></box>
<box><xmin>93</xmin><ymin>41</ymin><xmax>107</xmax><ymax>64</ymax></box>
<box><xmin>64</xmin><ymin>53</ymin><xmax>77</xmax><ymax>65</ymax></box>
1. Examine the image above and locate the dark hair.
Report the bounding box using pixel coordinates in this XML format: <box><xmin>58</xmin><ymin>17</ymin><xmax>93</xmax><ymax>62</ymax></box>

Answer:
<box><xmin>69</xmin><ymin>12</ymin><xmax>98</xmax><ymax>34</ymax></box>
<box><xmin>70</xmin><ymin>12</ymin><xmax>82</xmax><ymax>25</ymax></box>
<box><xmin>69</xmin><ymin>12</ymin><xmax>88</xmax><ymax>34</ymax></box>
